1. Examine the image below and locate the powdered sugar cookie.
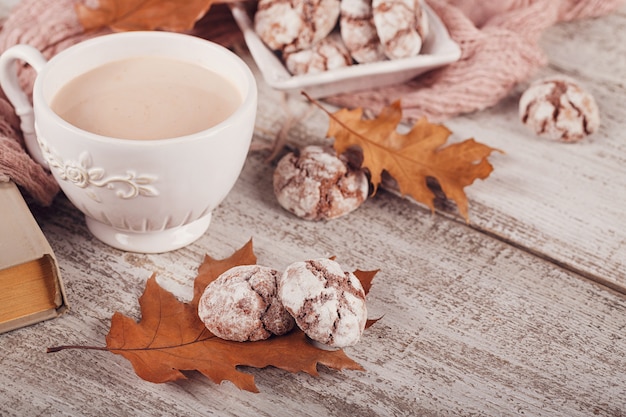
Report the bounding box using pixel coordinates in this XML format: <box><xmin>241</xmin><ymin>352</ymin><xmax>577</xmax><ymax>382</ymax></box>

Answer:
<box><xmin>278</xmin><ymin>258</ymin><xmax>367</xmax><ymax>348</ymax></box>
<box><xmin>283</xmin><ymin>33</ymin><xmax>352</xmax><ymax>75</ymax></box>
<box><xmin>372</xmin><ymin>0</ymin><xmax>428</xmax><ymax>60</ymax></box>
<box><xmin>198</xmin><ymin>265</ymin><xmax>295</xmax><ymax>342</ymax></box>
<box><xmin>519</xmin><ymin>76</ymin><xmax>600</xmax><ymax>142</ymax></box>
<box><xmin>254</xmin><ymin>0</ymin><xmax>341</xmax><ymax>53</ymax></box>
<box><xmin>340</xmin><ymin>0</ymin><xmax>386</xmax><ymax>63</ymax></box>
<box><xmin>273</xmin><ymin>146</ymin><xmax>369</xmax><ymax>221</ymax></box>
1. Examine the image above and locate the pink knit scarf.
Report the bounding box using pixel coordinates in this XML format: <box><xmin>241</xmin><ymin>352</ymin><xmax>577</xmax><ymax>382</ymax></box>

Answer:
<box><xmin>328</xmin><ymin>0</ymin><xmax>625</xmax><ymax>120</ymax></box>
<box><xmin>0</xmin><ymin>0</ymin><xmax>623</xmax><ymax>206</ymax></box>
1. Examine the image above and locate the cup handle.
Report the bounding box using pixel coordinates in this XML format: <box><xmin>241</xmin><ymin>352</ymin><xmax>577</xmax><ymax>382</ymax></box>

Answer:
<box><xmin>0</xmin><ymin>45</ymin><xmax>48</xmax><ymax>167</ymax></box>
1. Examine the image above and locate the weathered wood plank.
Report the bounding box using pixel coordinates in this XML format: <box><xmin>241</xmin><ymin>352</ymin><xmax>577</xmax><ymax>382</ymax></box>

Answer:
<box><xmin>539</xmin><ymin>7</ymin><xmax>626</xmax><ymax>85</ymax></box>
<box><xmin>448</xmin><ymin>8</ymin><xmax>626</xmax><ymax>289</ymax></box>
<box><xmin>247</xmin><ymin>7</ymin><xmax>626</xmax><ymax>291</ymax></box>
<box><xmin>1</xmin><ymin>150</ymin><xmax>624</xmax><ymax>416</ymax></box>
<box><xmin>1</xmin><ymin>4</ymin><xmax>625</xmax><ymax>417</ymax></box>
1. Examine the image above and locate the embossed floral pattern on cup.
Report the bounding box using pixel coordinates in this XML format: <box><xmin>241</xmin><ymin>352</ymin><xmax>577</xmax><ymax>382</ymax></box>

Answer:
<box><xmin>39</xmin><ymin>136</ymin><xmax>159</xmax><ymax>203</ymax></box>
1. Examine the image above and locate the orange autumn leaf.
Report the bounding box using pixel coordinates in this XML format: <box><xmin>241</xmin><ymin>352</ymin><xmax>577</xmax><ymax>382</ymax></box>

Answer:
<box><xmin>104</xmin><ymin>240</ymin><xmax>374</xmax><ymax>393</ymax></box>
<box><xmin>76</xmin><ymin>0</ymin><xmax>234</xmax><ymax>32</ymax></box>
<box><xmin>311</xmin><ymin>96</ymin><xmax>500</xmax><ymax>222</ymax></box>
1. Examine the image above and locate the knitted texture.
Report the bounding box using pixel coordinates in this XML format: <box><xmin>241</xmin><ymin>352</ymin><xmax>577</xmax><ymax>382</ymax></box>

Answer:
<box><xmin>326</xmin><ymin>0</ymin><xmax>626</xmax><ymax>121</ymax></box>
<box><xmin>0</xmin><ymin>0</ymin><xmax>623</xmax><ymax>205</ymax></box>
<box><xmin>0</xmin><ymin>0</ymin><xmax>107</xmax><ymax>205</ymax></box>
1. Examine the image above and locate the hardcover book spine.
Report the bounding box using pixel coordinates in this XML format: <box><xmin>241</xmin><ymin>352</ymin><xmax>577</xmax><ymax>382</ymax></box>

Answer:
<box><xmin>0</xmin><ymin>179</ymin><xmax>68</xmax><ymax>334</ymax></box>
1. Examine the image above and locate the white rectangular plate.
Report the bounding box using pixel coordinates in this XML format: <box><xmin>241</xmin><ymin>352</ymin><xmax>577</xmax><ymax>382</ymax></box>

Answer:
<box><xmin>230</xmin><ymin>2</ymin><xmax>461</xmax><ymax>98</ymax></box>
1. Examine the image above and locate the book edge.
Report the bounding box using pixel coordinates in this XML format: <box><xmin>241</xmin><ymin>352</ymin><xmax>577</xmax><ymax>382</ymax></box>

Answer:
<box><xmin>0</xmin><ymin>181</ymin><xmax>69</xmax><ymax>334</ymax></box>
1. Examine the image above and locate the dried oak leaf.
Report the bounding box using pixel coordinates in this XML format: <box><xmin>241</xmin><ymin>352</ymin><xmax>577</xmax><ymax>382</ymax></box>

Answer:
<box><xmin>76</xmin><ymin>0</ymin><xmax>233</xmax><ymax>32</ymax></box>
<box><xmin>105</xmin><ymin>240</ymin><xmax>374</xmax><ymax>393</ymax></box>
<box><xmin>315</xmin><ymin>97</ymin><xmax>500</xmax><ymax>222</ymax></box>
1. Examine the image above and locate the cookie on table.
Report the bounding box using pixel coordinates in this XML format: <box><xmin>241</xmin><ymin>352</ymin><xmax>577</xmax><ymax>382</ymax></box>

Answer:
<box><xmin>254</xmin><ymin>0</ymin><xmax>341</xmax><ymax>53</ymax></box>
<box><xmin>519</xmin><ymin>76</ymin><xmax>600</xmax><ymax>142</ymax></box>
<box><xmin>273</xmin><ymin>146</ymin><xmax>369</xmax><ymax>221</ymax></box>
<box><xmin>340</xmin><ymin>0</ymin><xmax>386</xmax><ymax>63</ymax></box>
<box><xmin>198</xmin><ymin>265</ymin><xmax>295</xmax><ymax>342</ymax></box>
<box><xmin>372</xmin><ymin>0</ymin><xmax>429</xmax><ymax>60</ymax></box>
<box><xmin>283</xmin><ymin>33</ymin><xmax>353</xmax><ymax>75</ymax></box>
<box><xmin>278</xmin><ymin>258</ymin><xmax>368</xmax><ymax>348</ymax></box>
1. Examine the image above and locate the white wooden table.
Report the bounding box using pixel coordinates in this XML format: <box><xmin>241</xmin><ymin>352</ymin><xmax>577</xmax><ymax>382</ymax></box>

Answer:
<box><xmin>1</xmin><ymin>4</ymin><xmax>625</xmax><ymax>416</ymax></box>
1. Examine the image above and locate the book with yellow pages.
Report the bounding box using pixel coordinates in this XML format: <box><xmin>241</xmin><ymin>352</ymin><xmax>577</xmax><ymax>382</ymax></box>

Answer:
<box><xmin>0</xmin><ymin>178</ymin><xmax>68</xmax><ymax>334</ymax></box>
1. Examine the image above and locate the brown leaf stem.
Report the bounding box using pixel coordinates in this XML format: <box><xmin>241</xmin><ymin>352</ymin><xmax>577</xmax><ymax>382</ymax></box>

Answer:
<box><xmin>302</xmin><ymin>91</ymin><xmax>390</xmax><ymax>154</ymax></box>
<box><xmin>47</xmin><ymin>333</ymin><xmax>217</xmax><ymax>353</ymax></box>
<box><xmin>47</xmin><ymin>345</ymin><xmax>109</xmax><ymax>353</ymax></box>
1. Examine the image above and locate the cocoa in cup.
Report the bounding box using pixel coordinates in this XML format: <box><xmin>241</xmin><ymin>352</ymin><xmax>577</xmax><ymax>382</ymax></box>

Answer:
<box><xmin>0</xmin><ymin>31</ymin><xmax>257</xmax><ymax>253</ymax></box>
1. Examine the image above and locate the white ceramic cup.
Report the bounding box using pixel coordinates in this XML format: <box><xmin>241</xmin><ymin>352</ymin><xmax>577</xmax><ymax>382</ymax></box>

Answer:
<box><xmin>0</xmin><ymin>32</ymin><xmax>257</xmax><ymax>253</ymax></box>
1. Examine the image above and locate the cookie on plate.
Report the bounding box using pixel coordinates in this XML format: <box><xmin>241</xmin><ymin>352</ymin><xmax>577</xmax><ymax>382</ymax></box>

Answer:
<box><xmin>283</xmin><ymin>33</ymin><xmax>353</xmax><ymax>75</ymax></box>
<box><xmin>254</xmin><ymin>0</ymin><xmax>341</xmax><ymax>53</ymax></box>
<box><xmin>372</xmin><ymin>0</ymin><xmax>428</xmax><ymax>59</ymax></box>
<box><xmin>340</xmin><ymin>0</ymin><xmax>386</xmax><ymax>63</ymax></box>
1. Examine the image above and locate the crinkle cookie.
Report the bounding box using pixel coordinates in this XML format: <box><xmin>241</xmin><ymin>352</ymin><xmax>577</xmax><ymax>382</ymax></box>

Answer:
<box><xmin>273</xmin><ymin>146</ymin><xmax>369</xmax><ymax>221</ymax></box>
<box><xmin>278</xmin><ymin>258</ymin><xmax>367</xmax><ymax>348</ymax></box>
<box><xmin>519</xmin><ymin>76</ymin><xmax>600</xmax><ymax>142</ymax></box>
<box><xmin>254</xmin><ymin>0</ymin><xmax>341</xmax><ymax>53</ymax></box>
<box><xmin>340</xmin><ymin>0</ymin><xmax>386</xmax><ymax>63</ymax></box>
<box><xmin>372</xmin><ymin>0</ymin><xmax>428</xmax><ymax>60</ymax></box>
<box><xmin>283</xmin><ymin>33</ymin><xmax>352</xmax><ymax>75</ymax></box>
<box><xmin>198</xmin><ymin>265</ymin><xmax>295</xmax><ymax>342</ymax></box>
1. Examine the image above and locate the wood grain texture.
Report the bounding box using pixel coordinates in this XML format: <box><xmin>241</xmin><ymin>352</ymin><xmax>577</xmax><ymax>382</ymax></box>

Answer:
<box><xmin>1</xmin><ymin>159</ymin><xmax>625</xmax><ymax>417</ymax></box>
<box><xmin>441</xmin><ymin>7</ymin><xmax>626</xmax><ymax>290</ymax></box>
<box><xmin>249</xmin><ymin>7</ymin><xmax>626</xmax><ymax>291</ymax></box>
<box><xmin>1</xmin><ymin>4</ymin><xmax>626</xmax><ymax>417</ymax></box>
